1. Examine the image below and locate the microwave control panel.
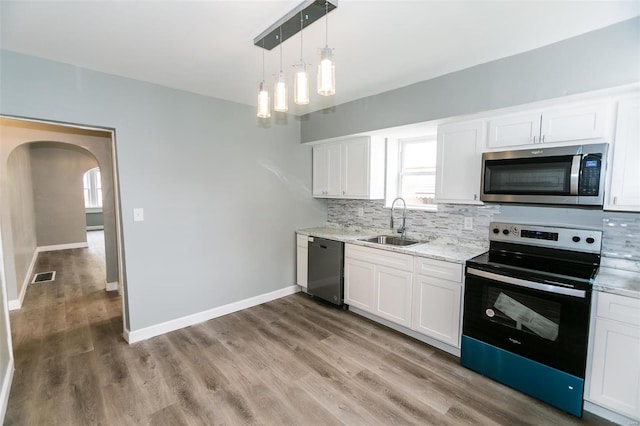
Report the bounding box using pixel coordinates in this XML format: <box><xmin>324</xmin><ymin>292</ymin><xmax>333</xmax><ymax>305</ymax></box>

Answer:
<box><xmin>578</xmin><ymin>154</ymin><xmax>602</xmax><ymax>196</ymax></box>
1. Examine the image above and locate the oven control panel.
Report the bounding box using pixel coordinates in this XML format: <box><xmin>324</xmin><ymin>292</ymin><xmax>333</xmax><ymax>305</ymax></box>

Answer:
<box><xmin>489</xmin><ymin>222</ymin><xmax>602</xmax><ymax>253</ymax></box>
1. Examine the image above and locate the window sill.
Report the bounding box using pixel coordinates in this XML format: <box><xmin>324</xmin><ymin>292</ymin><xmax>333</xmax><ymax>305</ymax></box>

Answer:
<box><xmin>85</xmin><ymin>208</ymin><xmax>103</xmax><ymax>214</ymax></box>
<box><xmin>383</xmin><ymin>204</ymin><xmax>438</xmax><ymax>212</ymax></box>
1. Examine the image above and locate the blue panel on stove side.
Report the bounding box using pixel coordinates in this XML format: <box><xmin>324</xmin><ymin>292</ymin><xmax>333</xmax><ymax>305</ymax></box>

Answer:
<box><xmin>460</xmin><ymin>335</ymin><xmax>584</xmax><ymax>417</ymax></box>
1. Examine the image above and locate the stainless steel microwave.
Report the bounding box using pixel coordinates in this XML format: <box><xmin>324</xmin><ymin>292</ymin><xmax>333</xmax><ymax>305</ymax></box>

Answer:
<box><xmin>480</xmin><ymin>142</ymin><xmax>608</xmax><ymax>206</ymax></box>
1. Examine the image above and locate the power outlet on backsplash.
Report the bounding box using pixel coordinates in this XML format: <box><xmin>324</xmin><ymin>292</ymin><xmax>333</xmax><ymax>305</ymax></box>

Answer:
<box><xmin>464</xmin><ymin>217</ymin><xmax>473</xmax><ymax>230</ymax></box>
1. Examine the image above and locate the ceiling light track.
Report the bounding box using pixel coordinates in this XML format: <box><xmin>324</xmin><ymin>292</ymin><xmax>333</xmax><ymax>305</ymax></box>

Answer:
<box><xmin>254</xmin><ymin>0</ymin><xmax>337</xmax><ymax>51</ymax></box>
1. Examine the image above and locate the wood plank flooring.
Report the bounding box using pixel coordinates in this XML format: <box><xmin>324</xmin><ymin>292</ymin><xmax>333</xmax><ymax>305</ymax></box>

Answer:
<box><xmin>6</xmin><ymin>233</ymin><xmax>614</xmax><ymax>425</ymax></box>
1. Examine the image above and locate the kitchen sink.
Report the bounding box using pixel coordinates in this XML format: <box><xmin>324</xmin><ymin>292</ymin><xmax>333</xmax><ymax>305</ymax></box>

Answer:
<box><xmin>358</xmin><ymin>235</ymin><xmax>421</xmax><ymax>247</ymax></box>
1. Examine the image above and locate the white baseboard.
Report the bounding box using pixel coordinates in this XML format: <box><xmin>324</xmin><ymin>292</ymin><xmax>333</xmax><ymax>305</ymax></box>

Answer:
<box><xmin>584</xmin><ymin>400</ymin><xmax>638</xmax><ymax>424</ymax></box>
<box><xmin>349</xmin><ymin>306</ymin><xmax>461</xmax><ymax>357</ymax></box>
<box><xmin>8</xmin><ymin>249</ymin><xmax>38</xmax><ymax>311</ymax></box>
<box><xmin>37</xmin><ymin>242</ymin><xmax>88</xmax><ymax>252</ymax></box>
<box><xmin>0</xmin><ymin>357</ymin><xmax>14</xmax><ymax>423</ymax></box>
<box><xmin>105</xmin><ymin>281</ymin><xmax>118</xmax><ymax>292</ymax></box>
<box><xmin>124</xmin><ymin>285</ymin><xmax>301</xmax><ymax>344</ymax></box>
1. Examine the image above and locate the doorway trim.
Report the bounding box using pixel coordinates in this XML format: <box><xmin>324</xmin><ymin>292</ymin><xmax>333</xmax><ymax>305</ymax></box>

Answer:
<box><xmin>0</xmin><ymin>113</ymin><xmax>128</xmax><ymax>334</ymax></box>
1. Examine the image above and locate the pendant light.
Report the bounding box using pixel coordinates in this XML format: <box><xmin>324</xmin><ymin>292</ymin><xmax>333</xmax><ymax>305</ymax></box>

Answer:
<box><xmin>274</xmin><ymin>28</ymin><xmax>288</xmax><ymax>112</ymax></box>
<box><xmin>257</xmin><ymin>40</ymin><xmax>270</xmax><ymax>118</ymax></box>
<box><xmin>317</xmin><ymin>1</ymin><xmax>335</xmax><ymax>96</ymax></box>
<box><xmin>294</xmin><ymin>12</ymin><xmax>309</xmax><ymax>105</ymax></box>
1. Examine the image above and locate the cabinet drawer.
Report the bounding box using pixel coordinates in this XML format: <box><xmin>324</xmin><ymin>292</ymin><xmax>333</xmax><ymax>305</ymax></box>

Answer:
<box><xmin>597</xmin><ymin>292</ymin><xmax>640</xmax><ymax>326</ymax></box>
<box><xmin>296</xmin><ymin>234</ymin><xmax>309</xmax><ymax>247</ymax></box>
<box><xmin>414</xmin><ymin>257</ymin><xmax>462</xmax><ymax>283</ymax></box>
<box><xmin>346</xmin><ymin>244</ymin><xmax>413</xmax><ymax>272</ymax></box>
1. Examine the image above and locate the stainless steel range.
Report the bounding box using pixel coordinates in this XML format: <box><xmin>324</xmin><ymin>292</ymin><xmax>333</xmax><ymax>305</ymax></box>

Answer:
<box><xmin>461</xmin><ymin>222</ymin><xmax>602</xmax><ymax>417</ymax></box>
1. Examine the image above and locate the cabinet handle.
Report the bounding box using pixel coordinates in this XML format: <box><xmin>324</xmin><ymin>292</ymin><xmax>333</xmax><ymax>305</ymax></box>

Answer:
<box><xmin>474</xmin><ymin>194</ymin><xmax>477</xmax><ymax>200</ymax></box>
<box><xmin>613</xmin><ymin>196</ymin><xmax>617</xmax><ymax>205</ymax></box>
<box><xmin>533</xmin><ymin>135</ymin><xmax>537</xmax><ymax>143</ymax></box>
<box><xmin>343</xmin><ymin>190</ymin><xmax>346</xmax><ymax>195</ymax></box>
<box><xmin>542</xmin><ymin>135</ymin><xmax>545</xmax><ymax>143</ymax></box>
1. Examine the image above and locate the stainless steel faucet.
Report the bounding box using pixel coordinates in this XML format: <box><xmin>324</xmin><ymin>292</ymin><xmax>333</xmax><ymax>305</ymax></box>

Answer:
<box><xmin>390</xmin><ymin>197</ymin><xmax>407</xmax><ymax>239</ymax></box>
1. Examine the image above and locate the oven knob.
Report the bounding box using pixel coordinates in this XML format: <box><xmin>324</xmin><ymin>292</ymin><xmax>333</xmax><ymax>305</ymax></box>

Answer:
<box><xmin>572</xmin><ymin>236</ymin><xmax>581</xmax><ymax>243</ymax></box>
<box><xmin>502</xmin><ymin>229</ymin><xmax>509</xmax><ymax>235</ymax></box>
<box><xmin>493</xmin><ymin>228</ymin><xmax>500</xmax><ymax>234</ymax></box>
<box><xmin>586</xmin><ymin>237</ymin><xmax>595</xmax><ymax>244</ymax></box>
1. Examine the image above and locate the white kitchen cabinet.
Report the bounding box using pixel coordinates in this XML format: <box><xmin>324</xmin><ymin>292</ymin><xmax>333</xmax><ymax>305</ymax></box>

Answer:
<box><xmin>606</xmin><ymin>96</ymin><xmax>640</xmax><ymax>211</ymax></box>
<box><xmin>487</xmin><ymin>102</ymin><xmax>608</xmax><ymax>149</ymax></box>
<box><xmin>296</xmin><ymin>234</ymin><xmax>308</xmax><ymax>289</ymax></box>
<box><xmin>435</xmin><ymin>120</ymin><xmax>485</xmax><ymax>204</ymax></box>
<box><xmin>344</xmin><ymin>244</ymin><xmax>413</xmax><ymax>327</ymax></box>
<box><xmin>589</xmin><ymin>292</ymin><xmax>640</xmax><ymax>420</ymax></box>
<box><xmin>411</xmin><ymin>257</ymin><xmax>463</xmax><ymax>348</ymax></box>
<box><xmin>312</xmin><ymin>143</ymin><xmax>341</xmax><ymax>197</ymax></box>
<box><xmin>312</xmin><ymin>136</ymin><xmax>385</xmax><ymax>199</ymax></box>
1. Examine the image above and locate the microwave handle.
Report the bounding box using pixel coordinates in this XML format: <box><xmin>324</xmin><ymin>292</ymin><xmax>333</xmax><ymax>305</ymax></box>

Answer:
<box><xmin>570</xmin><ymin>155</ymin><xmax>581</xmax><ymax>195</ymax></box>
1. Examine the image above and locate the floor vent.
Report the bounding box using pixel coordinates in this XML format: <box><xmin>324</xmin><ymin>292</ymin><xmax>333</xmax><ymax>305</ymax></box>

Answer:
<box><xmin>32</xmin><ymin>271</ymin><xmax>56</xmax><ymax>283</ymax></box>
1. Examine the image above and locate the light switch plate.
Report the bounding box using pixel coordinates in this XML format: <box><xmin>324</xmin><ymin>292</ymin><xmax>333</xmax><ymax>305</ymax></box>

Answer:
<box><xmin>464</xmin><ymin>217</ymin><xmax>473</xmax><ymax>230</ymax></box>
<box><xmin>133</xmin><ymin>208</ymin><xmax>144</xmax><ymax>222</ymax></box>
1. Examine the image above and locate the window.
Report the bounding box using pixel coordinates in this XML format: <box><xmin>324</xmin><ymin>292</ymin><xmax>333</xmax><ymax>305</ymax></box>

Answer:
<box><xmin>83</xmin><ymin>167</ymin><xmax>102</xmax><ymax>208</ymax></box>
<box><xmin>396</xmin><ymin>137</ymin><xmax>437</xmax><ymax>207</ymax></box>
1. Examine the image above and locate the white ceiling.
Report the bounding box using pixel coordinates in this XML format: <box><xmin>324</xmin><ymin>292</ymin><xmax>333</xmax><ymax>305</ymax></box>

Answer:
<box><xmin>1</xmin><ymin>1</ymin><xmax>639</xmax><ymax>116</ymax></box>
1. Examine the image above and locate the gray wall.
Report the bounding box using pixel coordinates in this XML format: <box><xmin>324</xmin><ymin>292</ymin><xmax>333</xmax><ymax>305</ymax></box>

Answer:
<box><xmin>30</xmin><ymin>143</ymin><xmax>98</xmax><ymax>247</ymax></box>
<box><xmin>5</xmin><ymin>145</ymin><xmax>37</xmax><ymax>301</ymax></box>
<box><xmin>0</xmin><ymin>49</ymin><xmax>327</xmax><ymax>331</ymax></box>
<box><xmin>301</xmin><ymin>17</ymin><xmax>640</xmax><ymax>142</ymax></box>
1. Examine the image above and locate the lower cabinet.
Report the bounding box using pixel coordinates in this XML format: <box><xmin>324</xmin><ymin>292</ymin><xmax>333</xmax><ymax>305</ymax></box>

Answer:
<box><xmin>345</xmin><ymin>243</ymin><xmax>464</xmax><ymax>346</ymax></box>
<box><xmin>296</xmin><ymin>234</ymin><xmax>308</xmax><ymax>290</ymax></box>
<box><xmin>411</xmin><ymin>257</ymin><xmax>463</xmax><ymax>348</ymax></box>
<box><xmin>344</xmin><ymin>244</ymin><xmax>413</xmax><ymax>328</ymax></box>
<box><xmin>589</xmin><ymin>292</ymin><xmax>640</xmax><ymax>420</ymax></box>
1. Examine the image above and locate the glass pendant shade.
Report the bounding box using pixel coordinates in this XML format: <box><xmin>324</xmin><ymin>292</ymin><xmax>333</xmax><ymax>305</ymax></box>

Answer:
<box><xmin>294</xmin><ymin>61</ymin><xmax>310</xmax><ymax>105</ymax></box>
<box><xmin>317</xmin><ymin>46</ymin><xmax>335</xmax><ymax>96</ymax></box>
<box><xmin>274</xmin><ymin>71</ymin><xmax>288</xmax><ymax>112</ymax></box>
<box><xmin>257</xmin><ymin>81</ymin><xmax>270</xmax><ymax>118</ymax></box>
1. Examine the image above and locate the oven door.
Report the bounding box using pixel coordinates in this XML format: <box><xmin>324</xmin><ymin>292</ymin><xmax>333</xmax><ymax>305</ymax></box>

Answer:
<box><xmin>463</xmin><ymin>267</ymin><xmax>591</xmax><ymax>378</ymax></box>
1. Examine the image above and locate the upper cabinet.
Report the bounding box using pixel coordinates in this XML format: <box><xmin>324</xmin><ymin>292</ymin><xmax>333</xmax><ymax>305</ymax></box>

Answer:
<box><xmin>606</xmin><ymin>96</ymin><xmax>640</xmax><ymax>211</ymax></box>
<box><xmin>312</xmin><ymin>136</ymin><xmax>385</xmax><ymax>199</ymax></box>
<box><xmin>435</xmin><ymin>120</ymin><xmax>485</xmax><ymax>204</ymax></box>
<box><xmin>487</xmin><ymin>103</ymin><xmax>608</xmax><ymax>149</ymax></box>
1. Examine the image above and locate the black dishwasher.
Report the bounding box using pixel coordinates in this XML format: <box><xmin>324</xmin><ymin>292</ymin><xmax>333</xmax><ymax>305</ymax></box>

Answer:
<box><xmin>307</xmin><ymin>237</ymin><xmax>344</xmax><ymax>306</ymax></box>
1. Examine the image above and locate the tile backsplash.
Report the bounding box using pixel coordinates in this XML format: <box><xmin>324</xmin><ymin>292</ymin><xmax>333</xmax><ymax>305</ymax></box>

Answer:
<box><xmin>327</xmin><ymin>200</ymin><xmax>640</xmax><ymax>271</ymax></box>
<box><xmin>601</xmin><ymin>211</ymin><xmax>640</xmax><ymax>272</ymax></box>
<box><xmin>327</xmin><ymin>199</ymin><xmax>500</xmax><ymax>247</ymax></box>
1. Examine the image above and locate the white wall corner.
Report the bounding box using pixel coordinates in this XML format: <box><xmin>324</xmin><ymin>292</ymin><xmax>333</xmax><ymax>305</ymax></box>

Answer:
<box><xmin>8</xmin><ymin>249</ymin><xmax>38</xmax><ymax>311</ymax></box>
<box><xmin>126</xmin><ymin>285</ymin><xmax>301</xmax><ymax>344</ymax></box>
<box><xmin>105</xmin><ymin>281</ymin><xmax>118</xmax><ymax>292</ymax></box>
<box><xmin>37</xmin><ymin>242</ymin><xmax>88</xmax><ymax>252</ymax></box>
<box><xmin>0</xmin><ymin>357</ymin><xmax>14</xmax><ymax>423</ymax></box>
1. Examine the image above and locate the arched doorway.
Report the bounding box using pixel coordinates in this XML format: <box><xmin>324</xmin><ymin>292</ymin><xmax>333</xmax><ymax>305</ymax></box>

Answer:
<box><xmin>0</xmin><ymin>116</ymin><xmax>127</xmax><ymax>335</ymax></box>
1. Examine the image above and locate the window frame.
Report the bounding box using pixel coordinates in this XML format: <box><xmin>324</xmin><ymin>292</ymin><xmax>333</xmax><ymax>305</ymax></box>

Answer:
<box><xmin>394</xmin><ymin>136</ymin><xmax>438</xmax><ymax>210</ymax></box>
<box><xmin>83</xmin><ymin>167</ymin><xmax>103</xmax><ymax>209</ymax></box>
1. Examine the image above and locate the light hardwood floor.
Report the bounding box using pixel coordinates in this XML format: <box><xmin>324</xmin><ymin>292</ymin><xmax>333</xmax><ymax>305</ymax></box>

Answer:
<box><xmin>6</xmin><ymin>232</ymin><xmax>613</xmax><ymax>425</ymax></box>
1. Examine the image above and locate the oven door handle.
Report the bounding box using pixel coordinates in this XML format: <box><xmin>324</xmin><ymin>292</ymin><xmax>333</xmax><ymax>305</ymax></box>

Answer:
<box><xmin>466</xmin><ymin>267</ymin><xmax>587</xmax><ymax>298</ymax></box>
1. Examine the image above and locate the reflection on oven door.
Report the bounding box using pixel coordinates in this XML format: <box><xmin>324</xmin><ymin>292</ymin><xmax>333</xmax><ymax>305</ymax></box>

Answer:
<box><xmin>493</xmin><ymin>292</ymin><xmax>559</xmax><ymax>341</ymax></box>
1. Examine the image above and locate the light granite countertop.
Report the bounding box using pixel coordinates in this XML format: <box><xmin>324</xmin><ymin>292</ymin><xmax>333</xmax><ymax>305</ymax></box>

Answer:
<box><xmin>593</xmin><ymin>267</ymin><xmax>640</xmax><ymax>299</ymax></box>
<box><xmin>297</xmin><ymin>226</ymin><xmax>487</xmax><ymax>264</ymax></box>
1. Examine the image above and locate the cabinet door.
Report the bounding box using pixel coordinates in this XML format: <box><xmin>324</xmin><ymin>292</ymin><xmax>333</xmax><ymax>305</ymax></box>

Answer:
<box><xmin>342</xmin><ymin>137</ymin><xmax>370</xmax><ymax>198</ymax></box>
<box><xmin>374</xmin><ymin>265</ymin><xmax>413</xmax><ymax>327</ymax></box>
<box><xmin>487</xmin><ymin>112</ymin><xmax>541</xmax><ymax>148</ymax></box>
<box><xmin>411</xmin><ymin>275</ymin><xmax>462</xmax><ymax>347</ymax></box>
<box><xmin>435</xmin><ymin>120</ymin><xmax>485</xmax><ymax>204</ymax></box>
<box><xmin>607</xmin><ymin>97</ymin><xmax>640</xmax><ymax>211</ymax></box>
<box><xmin>589</xmin><ymin>318</ymin><xmax>640</xmax><ymax>419</ymax></box>
<box><xmin>541</xmin><ymin>103</ymin><xmax>607</xmax><ymax>143</ymax></box>
<box><xmin>312</xmin><ymin>144</ymin><xmax>341</xmax><ymax>197</ymax></box>
<box><xmin>344</xmin><ymin>258</ymin><xmax>375</xmax><ymax>313</ymax></box>
<box><xmin>296</xmin><ymin>239</ymin><xmax>308</xmax><ymax>289</ymax></box>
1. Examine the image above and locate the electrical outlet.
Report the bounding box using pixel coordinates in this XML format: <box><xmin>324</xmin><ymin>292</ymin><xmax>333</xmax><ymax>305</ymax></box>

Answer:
<box><xmin>464</xmin><ymin>217</ymin><xmax>473</xmax><ymax>230</ymax></box>
<box><xmin>358</xmin><ymin>207</ymin><xmax>364</xmax><ymax>217</ymax></box>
